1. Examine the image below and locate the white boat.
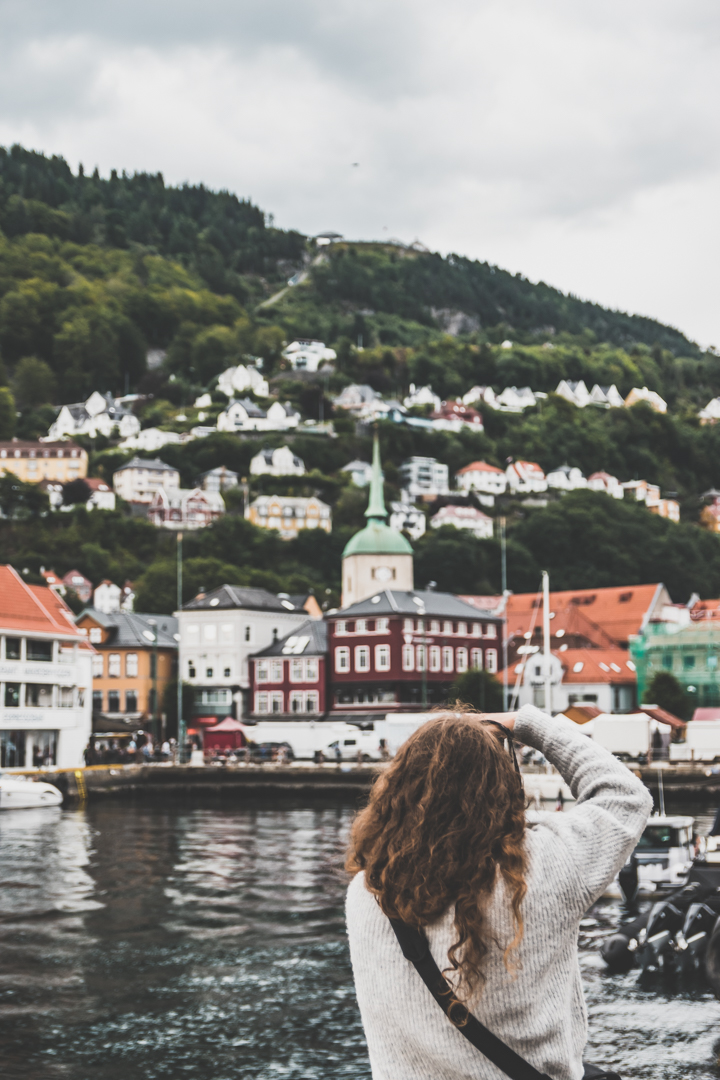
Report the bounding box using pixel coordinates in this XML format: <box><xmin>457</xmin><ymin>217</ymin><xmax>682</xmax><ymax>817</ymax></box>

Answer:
<box><xmin>605</xmin><ymin>814</ymin><xmax>695</xmax><ymax>899</ymax></box>
<box><xmin>0</xmin><ymin>774</ymin><xmax>63</xmax><ymax>809</ymax></box>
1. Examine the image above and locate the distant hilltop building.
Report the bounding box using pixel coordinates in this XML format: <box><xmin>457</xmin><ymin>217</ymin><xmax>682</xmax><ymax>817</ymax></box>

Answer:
<box><xmin>112</xmin><ymin>457</ymin><xmax>180</xmax><ymax>504</ymax></box>
<box><xmin>216</xmin><ymin>398</ymin><xmax>299</xmax><ymax>433</ymax></box>
<box><xmin>248</xmin><ymin>495</ymin><xmax>331</xmax><ymax>540</ymax></box>
<box><xmin>250</xmin><ymin>446</ymin><xmax>305</xmax><ymax>477</ymax></box>
<box><xmin>48</xmin><ymin>391</ymin><xmax>141</xmax><ymax>441</ymax></box>
<box><xmin>624</xmin><ymin>386</ymin><xmax>667</xmax><ymax>413</ymax></box>
<box><xmin>341</xmin><ymin>460</ymin><xmax>373</xmax><ymax>487</ymax></box>
<box><xmin>0</xmin><ymin>440</ymin><xmax>87</xmax><ymax>483</ymax></box>
<box><xmin>698</xmin><ymin>397</ymin><xmax>720</xmax><ymax>424</ymax></box>
<box><xmin>217</xmin><ymin>364</ymin><xmax>269</xmax><ymax>399</ymax></box>
<box><xmin>148</xmin><ymin>487</ymin><xmax>225</xmax><ymax>530</ymax></box>
<box><xmin>399</xmin><ymin>457</ymin><xmax>449</xmax><ymax>499</ymax></box>
<box><xmin>430</xmin><ymin>504</ymin><xmax>493</xmax><ymax>539</ymax></box>
<box><xmin>282</xmin><ymin>339</ymin><xmax>336</xmax><ymax>372</ymax></box>
<box><xmin>455</xmin><ymin>461</ymin><xmax>507</xmax><ymax>502</ymax></box>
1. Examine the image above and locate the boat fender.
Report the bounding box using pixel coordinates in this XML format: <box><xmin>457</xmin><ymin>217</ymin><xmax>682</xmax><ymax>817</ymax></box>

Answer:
<box><xmin>600</xmin><ymin>912</ymin><xmax>649</xmax><ymax>971</ymax></box>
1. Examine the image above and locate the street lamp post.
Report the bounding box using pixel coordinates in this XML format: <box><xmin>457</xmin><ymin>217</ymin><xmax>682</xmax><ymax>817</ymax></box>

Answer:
<box><xmin>148</xmin><ymin>618</ymin><xmax>159</xmax><ymax>746</ymax></box>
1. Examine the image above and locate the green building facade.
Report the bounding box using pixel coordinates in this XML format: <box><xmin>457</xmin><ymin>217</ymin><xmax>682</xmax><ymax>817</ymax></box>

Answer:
<box><xmin>630</xmin><ymin>620</ymin><xmax>720</xmax><ymax>709</ymax></box>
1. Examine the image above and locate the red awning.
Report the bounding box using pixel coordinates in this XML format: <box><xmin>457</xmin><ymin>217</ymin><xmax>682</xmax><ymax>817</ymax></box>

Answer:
<box><xmin>198</xmin><ymin>716</ymin><xmax>219</xmax><ymax>725</ymax></box>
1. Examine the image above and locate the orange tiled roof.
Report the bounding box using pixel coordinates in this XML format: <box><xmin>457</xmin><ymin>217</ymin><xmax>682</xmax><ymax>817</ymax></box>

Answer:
<box><xmin>457</xmin><ymin>461</ymin><xmax>504</xmax><ymax>475</ymax></box>
<box><xmin>506</xmin><ymin>584</ymin><xmax>665</xmax><ymax>647</ymax></box>
<box><xmin>0</xmin><ymin>565</ymin><xmax>87</xmax><ymax>639</ymax></box>
<box><xmin>553</xmin><ymin>647</ymin><xmax>637</xmax><ymax>684</ymax></box>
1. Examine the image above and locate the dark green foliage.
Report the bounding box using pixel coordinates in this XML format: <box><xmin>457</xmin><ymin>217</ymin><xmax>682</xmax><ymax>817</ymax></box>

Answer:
<box><xmin>450</xmin><ymin>668</ymin><xmax>504</xmax><ymax>712</ymax></box>
<box><xmin>12</xmin><ymin>356</ymin><xmax>57</xmax><ymax>407</ymax></box>
<box><xmin>0</xmin><ymin>474</ymin><xmax>48</xmax><ymax>518</ymax></box>
<box><xmin>62</xmin><ymin>478</ymin><xmax>91</xmax><ymax>506</ymax></box>
<box><xmin>646</xmin><ymin>671</ymin><xmax>692</xmax><ymax>721</ymax></box>
<box><xmin>0</xmin><ymin>386</ymin><xmax>15</xmax><ymax>438</ymax></box>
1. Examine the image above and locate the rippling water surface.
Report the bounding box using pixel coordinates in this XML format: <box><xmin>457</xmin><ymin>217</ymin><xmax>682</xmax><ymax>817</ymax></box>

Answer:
<box><xmin>0</xmin><ymin>800</ymin><xmax>719</xmax><ymax>1079</ymax></box>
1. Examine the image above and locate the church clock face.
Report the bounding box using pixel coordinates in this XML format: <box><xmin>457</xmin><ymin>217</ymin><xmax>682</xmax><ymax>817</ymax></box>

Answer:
<box><xmin>374</xmin><ymin>565</ymin><xmax>394</xmax><ymax>582</ymax></box>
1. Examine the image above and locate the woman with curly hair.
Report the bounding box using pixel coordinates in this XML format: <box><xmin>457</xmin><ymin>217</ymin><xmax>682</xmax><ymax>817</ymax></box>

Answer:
<box><xmin>346</xmin><ymin>704</ymin><xmax>651</xmax><ymax>1080</ymax></box>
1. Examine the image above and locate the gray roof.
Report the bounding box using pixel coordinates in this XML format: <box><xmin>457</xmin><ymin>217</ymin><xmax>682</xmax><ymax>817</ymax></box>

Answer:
<box><xmin>251</xmin><ymin>619</ymin><xmax>327</xmax><ymax>658</ymax></box>
<box><xmin>116</xmin><ymin>456</ymin><xmax>178</xmax><ymax>473</ymax></box>
<box><xmin>182</xmin><ymin>584</ymin><xmax>309</xmax><ymax>613</ymax></box>
<box><xmin>333</xmin><ymin>589</ymin><xmax>502</xmax><ymax>620</ymax></box>
<box><xmin>78</xmin><ymin>609</ymin><xmax>178</xmax><ymax>647</ymax></box>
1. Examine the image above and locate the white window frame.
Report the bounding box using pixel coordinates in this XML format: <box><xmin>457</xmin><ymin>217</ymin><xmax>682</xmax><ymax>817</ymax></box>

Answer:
<box><xmin>472</xmin><ymin>623</ymin><xmax>482</xmax><ymax>637</ymax></box>
<box><xmin>126</xmin><ymin>653</ymin><xmax>138</xmax><ymax>677</ymax></box>
<box><xmin>305</xmin><ymin>690</ymin><xmax>319</xmax><ymax>713</ymax></box>
<box><xmin>457</xmin><ymin>622</ymin><xmax>467</xmax><ymax>637</ymax></box>
<box><xmin>270</xmin><ymin>659</ymin><xmax>283</xmax><ymax>683</ymax></box>
<box><xmin>402</xmin><ymin>645</ymin><xmax>414</xmax><ymax>671</ymax></box>
<box><xmin>443</xmin><ymin>621</ymin><xmax>453</xmax><ymax>634</ymax></box>
<box><xmin>355</xmin><ymin>645</ymin><xmax>370</xmax><ymax>672</ymax></box>
<box><xmin>270</xmin><ymin>691</ymin><xmax>283</xmax><ymax>713</ymax></box>
<box><xmin>471</xmin><ymin>648</ymin><xmax>482</xmax><ymax>670</ymax></box>
<box><xmin>335</xmin><ymin>647</ymin><xmax>351</xmax><ymax>673</ymax></box>
<box><xmin>108</xmin><ymin>653</ymin><xmax>121</xmax><ymax>678</ymax></box>
<box><xmin>485</xmin><ymin>623</ymin><xmax>497</xmax><ymax>639</ymax></box>
<box><xmin>290</xmin><ymin>690</ymin><xmax>305</xmax><ymax>713</ymax></box>
<box><xmin>416</xmin><ymin>644</ymin><xmax>427</xmax><ymax>672</ymax></box>
<box><xmin>255</xmin><ymin>691</ymin><xmax>269</xmax><ymax>713</ymax></box>
<box><xmin>305</xmin><ymin>658</ymin><xmax>319</xmax><ymax>681</ymax></box>
<box><xmin>92</xmin><ymin>654</ymin><xmax>104</xmax><ymax>678</ymax></box>
<box><xmin>335</xmin><ymin>620</ymin><xmax>347</xmax><ymax>635</ymax></box>
<box><xmin>456</xmin><ymin>647</ymin><xmax>468</xmax><ymax>673</ymax></box>
<box><xmin>290</xmin><ymin>658</ymin><xmax>304</xmax><ymax>682</ymax></box>
<box><xmin>403</xmin><ymin>619</ymin><xmax>414</xmax><ymax>632</ymax></box>
<box><xmin>485</xmin><ymin>649</ymin><xmax>498</xmax><ymax>673</ymax></box>
<box><xmin>89</xmin><ymin>627</ymin><xmax>102</xmax><ymax>644</ymax></box>
<box><xmin>430</xmin><ymin>646</ymin><xmax>441</xmax><ymax>672</ymax></box>
<box><xmin>356</xmin><ymin>619</ymin><xmax>367</xmax><ymax>633</ymax></box>
<box><xmin>375</xmin><ymin>644</ymin><xmax>391</xmax><ymax>671</ymax></box>
<box><xmin>256</xmin><ymin>660</ymin><xmax>270</xmax><ymax>683</ymax></box>
<box><xmin>442</xmin><ymin>646</ymin><xmax>454</xmax><ymax>673</ymax></box>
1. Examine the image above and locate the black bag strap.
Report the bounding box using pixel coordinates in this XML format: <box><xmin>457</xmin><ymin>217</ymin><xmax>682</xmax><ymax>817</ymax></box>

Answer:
<box><xmin>389</xmin><ymin>918</ymin><xmax>552</xmax><ymax>1080</ymax></box>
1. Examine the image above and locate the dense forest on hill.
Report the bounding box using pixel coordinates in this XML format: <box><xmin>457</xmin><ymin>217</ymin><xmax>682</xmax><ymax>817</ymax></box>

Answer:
<box><xmin>3</xmin><ymin>143</ymin><xmax>720</xmax><ymax>607</ymax></box>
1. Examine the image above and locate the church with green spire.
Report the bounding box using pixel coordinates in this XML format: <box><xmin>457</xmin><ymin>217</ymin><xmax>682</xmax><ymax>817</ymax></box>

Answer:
<box><xmin>341</xmin><ymin>433</ymin><xmax>414</xmax><ymax>607</ymax></box>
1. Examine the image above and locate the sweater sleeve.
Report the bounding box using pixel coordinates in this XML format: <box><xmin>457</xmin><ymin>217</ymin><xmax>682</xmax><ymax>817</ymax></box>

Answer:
<box><xmin>515</xmin><ymin>704</ymin><xmax>653</xmax><ymax>909</ymax></box>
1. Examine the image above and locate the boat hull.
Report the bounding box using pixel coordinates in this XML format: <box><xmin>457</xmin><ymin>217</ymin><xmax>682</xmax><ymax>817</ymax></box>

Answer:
<box><xmin>0</xmin><ymin>779</ymin><xmax>63</xmax><ymax>809</ymax></box>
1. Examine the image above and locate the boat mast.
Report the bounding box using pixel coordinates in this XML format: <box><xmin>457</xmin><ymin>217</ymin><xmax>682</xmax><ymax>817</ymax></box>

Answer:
<box><xmin>542</xmin><ymin>570</ymin><xmax>552</xmax><ymax>714</ymax></box>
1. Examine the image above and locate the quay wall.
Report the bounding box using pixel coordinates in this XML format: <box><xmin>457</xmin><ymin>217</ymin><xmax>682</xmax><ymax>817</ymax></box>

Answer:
<box><xmin>12</xmin><ymin>761</ymin><xmax>720</xmax><ymax>805</ymax></box>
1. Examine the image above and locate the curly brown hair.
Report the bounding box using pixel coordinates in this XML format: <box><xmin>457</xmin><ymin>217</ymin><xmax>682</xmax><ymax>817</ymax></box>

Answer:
<box><xmin>346</xmin><ymin>710</ymin><xmax>528</xmax><ymax>996</ymax></box>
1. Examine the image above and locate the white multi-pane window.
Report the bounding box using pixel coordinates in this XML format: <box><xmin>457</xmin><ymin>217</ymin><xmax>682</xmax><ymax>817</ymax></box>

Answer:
<box><xmin>416</xmin><ymin>644</ymin><xmax>426</xmax><ymax>672</ymax></box>
<box><xmin>470</xmin><ymin>648</ymin><xmax>482</xmax><ymax>670</ymax></box>
<box><xmin>89</xmin><ymin>627</ymin><xmax>102</xmax><ymax>643</ymax></box>
<box><xmin>306</xmin><ymin>690</ymin><xmax>319</xmax><ymax>713</ymax></box>
<box><xmin>402</xmin><ymin>645</ymin><xmax>414</xmax><ymax>671</ymax></box>
<box><xmin>335</xmin><ymin>621</ymin><xmax>347</xmax><ymax>635</ymax></box>
<box><xmin>355</xmin><ymin>646</ymin><xmax>370</xmax><ymax>672</ymax></box>
<box><xmin>375</xmin><ymin>618</ymin><xmax>389</xmax><ymax>633</ymax></box>
<box><xmin>58</xmin><ymin>686</ymin><xmax>74</xmax><ymax>708</ymax></box>
<box><xmin>485</xmin><ymin>649</ymin><xmax>498</xmax><ymax>673</ymax></box>
<box><xmin>108</xmin><ymin>653</ymin><xmax>121</xmax><ymax>677</ymax></box>
<box><xmin>126</xmin><ymin>653</ymin><xmax>138</xmax><ymax>677</ymax></box>
<box><xmin>430</xmin><ymin>620</ymin><xmax>440</xmax><ymax>634</ymax></box>
<box><xmin>442</xmin><ymin>646</ymin><xmax>454</xmax><ymax>672</ymax></box>
<box><xmin>443</xmin><ymin>621</ymin><xmax>453</xmax><ymax>634</ymax></box>
<box><xmin>457</xmin><ymin>622</ymin><xmax>467</xmax><ymax>636</ymax></box>
<box><xmin>335</xmin><ymin>647</ymin><xmax>350</xmax><ymax>672</ymax></box>
<box><xmin>356</xmin><ymin>619</ymin><xmax>367</xmax><ymax>633</ymax></box>
<box><xmin>290</xmin><ymin>690</ymin><xmax>320</xmax><ymax>713</ymax></box>
<box><xmin>305</xmin><ymin>658</ymin><xmax>319</xmax><ymax>681</ymax></box>
<box><xmin>270</xmin><ymin>660</ymin><xmax>283</xmax><ymax>682</ymax></box>
<box><xmin>403</xmin><ymin>619</ymin><xmax>414</xmax><ymax>632</ymax></box>
<box><xmin>485</xmin><ymin>623</ymin><xmax>497</xmax><ymax>639</ymax></box>
<box><xmin>430</xmin><ymin>646</ymin><xmax>441</xmax><ymax>672</ymax></box>
<box><xmin>456</xmin><ymin>648</ymin><xmax>468</xmax><ymax>673</ymax></box>
<box><xmin>92</xmin><ymin>653</ymin><xmax>104</xmax><ymax>678</ymax></box>
<box><xmin>472</xmin><ymin>623</ymin><xmax>482</xmax><ymax>637</ymax></box>
<box><xmin>415</xmin><ymin>619</ymin><xmax>424</xmax><ymax>632</ymax></box>
<box><xmin>375</xmin><ymin>644</ymin><xmax>391</xmax><ymax>671</ymax></box>
<box><xmin>256</xmin><ymin>660</ymin><xmax>270</xmax><ymax>682</ymax></box>
<box><xmin>255</xmin><ymin>691</ymin><xmax>284</xmax><ymax>714</ymax></box>
<box><xmin>290</xmin><ymin>658</ymin><xmax>304</xmax><ymax>682</ymax></box>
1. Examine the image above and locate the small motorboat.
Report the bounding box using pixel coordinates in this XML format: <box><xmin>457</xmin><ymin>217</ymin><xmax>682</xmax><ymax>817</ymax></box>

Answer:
<box><xmin>606</xmin><ymin>814</ymin><xmax>695</xmax><ymax>900</ymax></box>
<box><xmin>0</xmin><ymin>774</ymin><xmax>63</xmax><ymax>809</ymax></box>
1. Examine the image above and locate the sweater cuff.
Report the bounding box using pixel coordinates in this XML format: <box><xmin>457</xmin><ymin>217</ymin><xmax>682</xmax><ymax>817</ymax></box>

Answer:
<box><xmin>514</xmin><ymin>703</ymin><xmax>556</xmax><ymax>750</ymax></box>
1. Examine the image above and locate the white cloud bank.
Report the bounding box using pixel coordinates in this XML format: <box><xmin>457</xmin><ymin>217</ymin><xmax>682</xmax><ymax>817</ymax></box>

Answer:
<box><xmin>0</xmin><ymin>0</ymin><xmax>719</xmax><ymax>345</ymax></box>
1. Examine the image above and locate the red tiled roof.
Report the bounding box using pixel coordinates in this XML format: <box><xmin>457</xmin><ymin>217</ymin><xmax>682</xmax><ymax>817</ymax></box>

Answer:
<box><xmin>505</xmin><ymin>584</ymin><xmax>665</xmax><ymax>647</ymax></box>
<box><xmin>552</xmin><ymin>647</ymin><xmax>637</xmax><ymax>684</ymax></box>
<box><xmin>638</xmin><ymin>705</ymin><xmax>686</xmax><ymax>730</ymax></box>
<box><xmin>84</xmin><ymin>478</ymin><xmax>111</xmax><ymax>492</ymax></box>
<box><xmin>0</xmin><ymin>565</ymin><xmax>87</xmax><ymax>639</ymax></box>
<box><xmin>456</xmin><ymin>461</ymin><xmax>504</xmax><ymax>475</ymax></box>
<box><xmin>691</xmin><ymin>708</ymin><xmax>720</xmax><ymax>722</ymax></box>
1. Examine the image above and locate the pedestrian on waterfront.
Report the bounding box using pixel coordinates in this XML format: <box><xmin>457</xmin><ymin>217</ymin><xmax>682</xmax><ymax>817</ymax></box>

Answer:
<box><xmin>334</xmin><ymin>743</ymin><xmax>342</xmax><ymax>765</ymax></box>
<box><xmin>345</xmin><ymin>704</ymin><xmax>651</xmax><ymax>1080</ymax></box>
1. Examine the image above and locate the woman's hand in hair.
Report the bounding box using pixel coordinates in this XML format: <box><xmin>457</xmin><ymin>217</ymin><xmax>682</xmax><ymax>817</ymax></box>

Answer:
<box><xmin>482</xmin><ymin>712</ymin><xmax>518</xmax><ymax>732</ymax></box>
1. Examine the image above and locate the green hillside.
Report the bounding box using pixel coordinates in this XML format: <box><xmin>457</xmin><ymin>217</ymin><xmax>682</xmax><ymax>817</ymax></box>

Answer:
<box><xmin>2</xmin><ymin>143</ymin><xmax>720</xmax><ymax>608</ymax></box>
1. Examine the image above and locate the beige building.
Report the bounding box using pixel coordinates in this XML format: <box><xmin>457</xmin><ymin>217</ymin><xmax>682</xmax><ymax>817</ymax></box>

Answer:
<box><xmin>341</xmin><ymin>435</ymin><xmax>414</xmax><ymax>608</ymax></box>
<box><xmin>0</xmin><ymin>441</ymin><xmax>87</xmax><ymax>483</ymax></box>
<box><xmin>248</xmin><ymin>495</ymin><xmax>331</xmax><ymax>540</ymax></box>
<box><xmin>113</xmin><ymin>456</ymin><xmax>180</xmax><ymax>504</ymax></box>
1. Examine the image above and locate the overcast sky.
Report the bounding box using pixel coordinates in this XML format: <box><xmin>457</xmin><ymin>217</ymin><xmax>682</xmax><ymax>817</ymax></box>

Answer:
<box><xmin>1</xmin><ymin>0</ymin><xmax>719</xmax><ymax>346</ymax></box>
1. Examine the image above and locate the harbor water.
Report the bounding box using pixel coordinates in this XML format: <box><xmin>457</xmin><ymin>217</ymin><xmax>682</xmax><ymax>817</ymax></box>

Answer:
<box><xmin>1</xmin><ymin>800</ymin><xmax>719</xmax><ymax>1080</ymax></box>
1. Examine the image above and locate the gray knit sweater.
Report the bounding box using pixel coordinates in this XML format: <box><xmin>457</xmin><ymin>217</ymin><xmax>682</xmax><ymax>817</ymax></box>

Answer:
<box><xmin>346</xmin><ymin>705</ymin><xmax>652</xmax><ymax>1080</ymax></box>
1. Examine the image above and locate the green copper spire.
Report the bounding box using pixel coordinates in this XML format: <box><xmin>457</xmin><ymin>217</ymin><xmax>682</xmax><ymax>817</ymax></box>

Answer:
<box><xmin>365</xmin><ymin>431</ymin><xmax>387</xmax><ymax>519</ymax></box>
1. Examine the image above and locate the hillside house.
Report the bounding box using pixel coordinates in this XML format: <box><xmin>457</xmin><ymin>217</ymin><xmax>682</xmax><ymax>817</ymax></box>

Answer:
<box><xmin>197</xmin><ymin>466</ymin><xmax>238</xmax><ymax>492</ymax></box>
<box><xmin>589</xmin><ymin>384</ymin><xmax>624</xmax><ymax>408</ymax></box>
<box><xmin>250</xmin><ymin>446</ymin><xmax>305</xmax><ymax>477</ymax></box>
<box><xmin>282</xmin><ymin>340</ymin><xmax>336</xmax><ymax>372</ymax></box>
<box><xmin>430</xmin><ymin>504</ymin><xmax>493</xmax><ymax>539</ymax></box>
<box><xmin>430</xmin><ymin>399</ymin><xmax>483</xmax><ymax>431</ymax></box>
<box><xmin>217</xmin><ymin>364</ymin><xmax>269</xmax><ymax>398</ymax></box>
<box><xmin>248</xmin><ymin>496</ymin><xmax>331</xmax><ymax>539</ymax></box>
<box><xmin>341</xmin><ymin>460</ymin><xmax>373</xmax><ymax>487</ymax></box>
<box><xmin>456</xmin><ymin>461</ymin><xmax>507</xmax><ymax>502</ymax></box>
<box><xmin>0</xmin><ymin>441</ymin><xmax>87</xmax><ymax>484</ymax></box>
<box><xmin>625</xmin><ymin>387</ymin><xmax>667</xmax><ymax>413</ymax></box>
<box><xmin>399</xmin><ymin>457</ymin><xmax>449</xmax><ymax>498</ymax></box>
<box><xmin>546</xmin><ymin>465</ymin><xmax>587</xmax><ymax>491</ymax></box>
<box><xmin>505</xmin><ymin>460</ymin><xmax>547</xmax><ymax>494</ymax></box>
<box><xmin>388</xmin><ymin>495</ymin><xmax>426</xmax><ymax>541</ymax></box>
<box><xmin>556</xmin><ymin>380</ymin><xmax>591</xmax><ymax>408</ymax></box>
<box><xmin>148</xmin><ymin>487</ymin><xmax>225</xmax><ymax>530</ymax></box>
<box><xmin>48</xmin><ymin>391</ymin><xmax>140</xmax><ymax>441</ymax></box>
<box><xmin>113</xmin><ymin>457</ymin><xmax>180</xmax><ymax>504</ymax></box>
<box><xmin>588</xmin><ymin>471</ymin><xmax>624</xmax><ymax>499</ymax></box>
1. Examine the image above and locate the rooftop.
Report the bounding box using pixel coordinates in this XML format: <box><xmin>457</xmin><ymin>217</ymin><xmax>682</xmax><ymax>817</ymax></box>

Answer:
<box><xmin>182</xmin><ymin>585</ymin><xmax>310</xmax><ymax>614</ymax></box>
<box><xmin>115</xmin><ymin>456</ymin><xmax>177</xmax><ymax>473</ymax></box>
<box><xmin>251</xmin><ymin>619</ymin><xmax>328</xmax><ymax>657</ymax></box>
<box><xmin>0</xmin><ymin>565</ymin><xmax>88</xmax><ymax>638</ymax></box>
<box><xmin>76</xmin><ymin>608</ymin><xmax>179</xmax><ymax>648</ymax></box>
<box><xmin>335</xmin><ymin>589</ymin><xmax>502</xmax><ymax>619</ymax></box>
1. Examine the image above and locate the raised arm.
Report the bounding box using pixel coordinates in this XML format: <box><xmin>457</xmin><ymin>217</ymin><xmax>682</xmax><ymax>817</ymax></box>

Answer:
<box><xmin>514</xmin><ymin>704</ymin><xmax>653</xmax><ymax>909</ymax></box>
